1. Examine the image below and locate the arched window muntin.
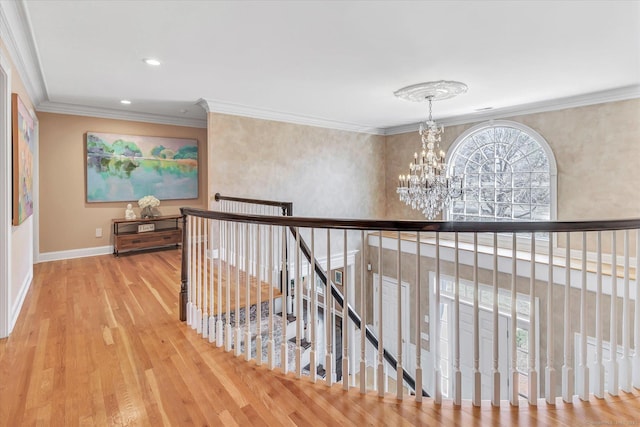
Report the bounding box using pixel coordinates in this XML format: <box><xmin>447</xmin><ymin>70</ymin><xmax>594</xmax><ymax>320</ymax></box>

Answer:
<box><xmin>445</xmin><ymin>120</ymin><xmax>557</xmax><ymax>222</ymax></box>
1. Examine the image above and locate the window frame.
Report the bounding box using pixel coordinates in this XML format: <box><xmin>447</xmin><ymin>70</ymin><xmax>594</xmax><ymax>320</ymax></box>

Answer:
<box><xmin>444</xmin><ymin>120</ymin><xmax>558</xmax><ymax>222</ymax></box>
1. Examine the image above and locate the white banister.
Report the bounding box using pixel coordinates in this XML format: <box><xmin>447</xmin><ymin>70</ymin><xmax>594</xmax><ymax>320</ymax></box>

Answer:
<box><xmin>225</xmin><ymin>221</ymin><xmax>232</xmax><ymax>352</ymax></box>
<box><xmin>268</xmin><ymin>225</ymin><xmax>275</xmax><ymax>370</ymax></box>
<box><xmin>245</xmin><ymin>223</ymin><xmax>252</xmax><ymax>361</ymax></box>
<box><xmin>577</xmin><ymin>232</ymin><xmax>589</xmax><ymax>400</ymax></box>
<box><xmin>235</xmin><ymin>222</ymin><xmax>242</xmax><ymax>357</ymax></box>
<box><xmin>562</xmin><ymin>232</ymin><xmax>573</xmax><ymax>402</ymax></box>
<box><xmin>281</xmin><ymin>226</ymin><xmax>288</xmax><ymax>373</ymax></box>
<box><xmin>326</xmin><ymin>229</ymin><xmax>333</xmax><ymax>386</ymax></box>
<box><xmin>529</xmin><ymin>233</ymin><xmax>538</xmax><ymax>406</ymax></box>
<box><xmin>546</xmin><ymin>234</ymin><xmax>556</xmax><ymax>404</ymax></box>
<box><xmin>434</xmin><ymin>232</ymin><xmax>441</xmax><ymax>404</ymax></box>
<box><xmin>415</xmin><ymin>231</ymin><xmax>422</xmax><ymax>403</ymax></box>
<box><xmin>609</xmin><ymin>231</ymin><xmax>619</xmax><ymax>395</ymax></box>
<box><xmin>594</xmin><ymin>231</ymin><xmax>605</xmax><ymax>398</ymax></box>
<box><xmin>510</xmin><ymin>233</ymin><xmax>518</xmax><ymax>406</ymax></box>
<box><xmin>187</xmin><ymin>216</ymin><xmax>193</xmax><ymax>326</ymax></box>
<box><xmin>343</xmin><ymin>230</ymin><xmax>349</xmax><ymax>391</ymax></box>
<box><xmin>492</xmin><ymin>233</ymin><xmax>500</xmax><ymax>407</ymax></box>
<box><xmin>377</xmin><ymin>232</ymin><xmax>384</xmax><ymax>396</ymax></box>
<box><xmin>310</xmin><ymin>228</ymin><xmax>317</xmax><ymax>383</ymax></box>
<box><xmin>472</xmin><ymin>232</ymin><xmax>481</xmax><ymax>407</ymax></box>
<box><xmin>295</xmin><ymin>227</ymin><xmax>302</xmax><ymax>378</ymax></box>
<box><xmin>621</xmin><ymin>230</ymin><xmax>631</xmax><ymax>392</ymax></box>
<box><xmin>196</xmin><ymin>217</ymin><xmax>202</xmax><ymax>334</ymax></box>
<box><xmin>634</xmin><ymin>230</ymin><xmax>640</xmax><ymax>388</ymax></box>
<box><xmin>208</xmin><ymin>219</ymin><xmax>215</xmax><ymax>342</ymax></box>
<box><xmin>360</xmin><ymin>229</ymin><xmax>366</xmax><ymax>394</ymax></box>
<box><xmin>397</xmin><ymin>231</ymin><xmax>403</xmax><ymax>400</ymax></box>
<box><xmin>256</xmin><ymin>225</ymin><xmax>262</xmax><ymax>366</ymax></box>
<box><xmin>453</xmin><ymin>232</ymin><xmax>461</xmax><ymax>406</ymax></box>
<box><xmin>216</xmin><ymin>220</ymin><xmax>223</xmax><ymax>348</ymax></box>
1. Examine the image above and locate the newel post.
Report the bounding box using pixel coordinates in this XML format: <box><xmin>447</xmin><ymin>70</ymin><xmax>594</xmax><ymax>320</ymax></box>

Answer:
<box><xmin>179</xmin><ymin>210</ymin><xmax>188</xmax><ymax>321</ymax></box>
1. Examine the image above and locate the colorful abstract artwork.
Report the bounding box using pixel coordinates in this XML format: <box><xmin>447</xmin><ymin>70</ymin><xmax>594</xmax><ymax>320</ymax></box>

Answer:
<box><xmin>86</xmin><ymin>132</ymin><xmax>198</xmax><ymax>203</ymax></box>
<box><xmin>11</xmin><ymin>93</ymin><xmax>36</xmax><ymax>226</ymax></box>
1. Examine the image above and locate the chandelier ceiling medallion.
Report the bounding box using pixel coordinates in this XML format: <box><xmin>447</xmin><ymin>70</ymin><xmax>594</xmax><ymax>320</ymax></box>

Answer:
<box><xmin>395</xmin><ymin>80</ymin><xmax>467</xmax><ymax>220</ymax></box>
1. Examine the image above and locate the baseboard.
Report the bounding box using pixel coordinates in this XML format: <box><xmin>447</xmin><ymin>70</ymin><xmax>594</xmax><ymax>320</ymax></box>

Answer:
<box><xmin>9</xmin><ymin>269</ymin><xmax>32</xmax><ymax>332</ymax></box>
<box><xmin>38</xmin><ymin>245</ymin><xmax>114</xmax><ymax>262</ymax></box>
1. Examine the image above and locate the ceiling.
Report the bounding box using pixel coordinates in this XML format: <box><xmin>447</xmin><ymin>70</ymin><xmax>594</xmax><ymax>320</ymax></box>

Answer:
<box><xmin>5</xmin><ymin>0</ymin><xmax>640</xmax><ymax>133</ymax></box>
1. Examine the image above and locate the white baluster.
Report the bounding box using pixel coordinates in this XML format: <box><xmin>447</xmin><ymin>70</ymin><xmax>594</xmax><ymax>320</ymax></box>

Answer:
<box><xmin>473</xmin><ymin>232</ymin><xmax>481</xmax><ymax>407</ymax></box>
<box><xmin>208</xmin><ymin>219</ymin><xmax>215</xmax><ymax>342</ymax></box>
<box><xmin>216</xmin><ymin>220</ymin><xmax>223</xmax><ymax>347</ymax></box>
<box><xmin>225</xmin><ymin>221</ymin><xmax>232</xmax><ymax>352</ymax></box>
<box><xmin>529</xmin><ymin>233</ymin><xmax>538</xmax><ymax>406</ymax></box>
<box><xmin>434</xmin><ymin>232</ymin><xmax>441</xmax><ymax>404</ymax></box>
<box><xmin>609</xmin><ymin>231</ymin><xmax>619</xmax><ymax>395</ymax></box>
<box><xmin>360</xmin><ymin>229</ymin><xmax>367</xmax><ymax>394</ymax></box>
<box><xmin>203</xmin><ymin>218</ymin><xmax>209</xmax><ymax>340</ymax></box>
<box><xmin>268</xmin><ymin>225</ymin><xmax>275</xmax><ymax>370</ymax></box>
<box><xmin>594</xmin><ymin>231</ymin><xmax>605</xmax><ymax>398</ymax></box>
<box><xmin>562</xmin><ymin>232</ymin><xmax>573</xmax><ymax>402</ymax></box>
<box><xmin>396</xmin><ymin>231</ymin><xmax>403</xmax><ymax>400</ymax></box>
<box><xmin>326</xmin><ymin>229</ymin><xmax>333</xmax><ymax>386</ymax></box>
<box><xmin>191</xmin><ymin>216</ymin><xmax>198</xmax><ymax>328</ymax></box>
<box><xmin>453</xmin><ymin>232</ymin><xmax>461</xmax><ymax>406</ymax></box>
<box><xmin>577</xmin><ymin>232</ymin><xmax>589</xmax><ymax>400</ymax></box>
<box><xmin>633</xmin><ymin>230</ymin><xmax>640</xmax><ymax>388</ymax></box>
<box><xmin>310</xmin><ymin>228</ymin><xmax>317</xmax><ymax>382</ymax></box>
<box><xmin>343</xmin><ymin>230</ymin><xmax>350</xmax><ymax>391</ymax></box>
<box><xmin>546</xmin><ymin>233</ymin><xmax>556</xmax><ymax>404</ymax></box>
<box><xmin>196</xmin><ymin>217</ymin><xmax>202</xmax><ymax>334</ymax></box>
<box><xmin>281</xmin><ymin>226</ymin><xmax>288</xmax><ymax>373</ymax></box>
<box><xmin>245</xmin><ymin>223</ymin><xmax>252</xmax><ymax>361</ymax></box>
<box><xmin>415</xmin><ymin>231</ymin><xmax>422</xmax><ymax>403</ymax></box>
<box><xmin>620</xmin><ymin>230</ymin><xmax>631</xmax><ymax>392</ymax></box>
<box><xmin>510</xmin><ymin>233</ymin><xmax>519</xmax><ymax>406</ymax></box>
<box><xmin>187</xmin><ymin>216</ymin><xmax>193</xmax><ymax>326</ymax></box>
<box><xmin>492</xmin><ymin>233</ymin><xmax>500</xmax><ymax>407</ymax></box>
<box><xmin>295</xmin><ymin>228</ymin><xmax>302</xmax><ymax>378</ymax></box>
<box><xmin>256</xmin><ymin>225</ymin><xmax>262</xmax><ymax>366</ymax></box>
<box><xmin>235</xmin><ymin>222</ymin><xmax>242</xmax><ymax>357</ymax></box>
<box><xmin>377</xmin><ymin>232</ymin><xmax>384</xmax><ymax>396</ymax></box>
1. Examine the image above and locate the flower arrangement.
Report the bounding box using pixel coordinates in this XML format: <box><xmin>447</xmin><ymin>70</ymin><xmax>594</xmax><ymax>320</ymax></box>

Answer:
<box><xmin>138</xmin><ymin>195</ymin><xmax>160</xmax><ymax>218</ymax></box>
<box><xmin>138</xmin><ymin>195</ymin><xmax>160</xmax><ymax>209</ymax></box>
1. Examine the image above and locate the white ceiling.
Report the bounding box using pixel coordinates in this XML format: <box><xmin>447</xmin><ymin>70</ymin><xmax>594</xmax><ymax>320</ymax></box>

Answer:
<box><xmin>6</xmin><ymin>0</ymin><xmax>640</xmax><ymax>133</ymax></box>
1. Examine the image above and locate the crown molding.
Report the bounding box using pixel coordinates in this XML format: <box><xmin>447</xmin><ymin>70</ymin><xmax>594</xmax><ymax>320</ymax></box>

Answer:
<box><xmin>0</xmin><ymin>0</ymin><xmax>48</xmax><ymax>105</ymax></box>
<box><xmin>384</xmin><ymin>85</ymin><xmax>640</xmax><ymax>135</ymax></box>
<box><xmin>37</xmin><ymin>101</ymin><xmax>207</xmax><ymax>128</ymax></box>
<box><xmin>198</xmin><ymin>98</ymin><xmax>386</xmax><ymax>135</ymax></box>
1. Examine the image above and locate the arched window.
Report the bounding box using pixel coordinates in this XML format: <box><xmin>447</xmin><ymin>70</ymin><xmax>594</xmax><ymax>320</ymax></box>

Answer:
<box><xmin>446</xmin><ymin>120</ymin><xmax>557</xmax><ymax>221</ymax></box>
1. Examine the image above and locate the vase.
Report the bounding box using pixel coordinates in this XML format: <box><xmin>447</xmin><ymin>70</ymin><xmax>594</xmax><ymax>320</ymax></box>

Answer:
<box><xmin>141</xmin><ymin>206</ymin><xmax>153</xmax><ymax>219</ymax></box>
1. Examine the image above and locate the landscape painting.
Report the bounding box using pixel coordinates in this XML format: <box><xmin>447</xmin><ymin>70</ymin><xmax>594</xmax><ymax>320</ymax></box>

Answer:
<box><xmin>86</xmin><ymin>132</ymin><xmax>198</xmax><ymax>203</ymax></box>
<box><xmin>12</xmin><ymin>93</ymin><xmax>36</xmax><ymax>226</ymax></box>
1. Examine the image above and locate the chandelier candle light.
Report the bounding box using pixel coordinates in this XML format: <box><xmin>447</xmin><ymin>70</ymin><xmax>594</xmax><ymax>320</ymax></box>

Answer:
<box><xmin>395</xmin><ymin>80</ymin><xmax>467</xmax><ymax>219</ymax></box>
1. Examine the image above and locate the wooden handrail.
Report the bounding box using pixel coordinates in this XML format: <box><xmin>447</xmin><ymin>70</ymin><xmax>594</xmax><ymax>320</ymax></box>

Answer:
<box><xmin>182</xmin><ymin>207</ymin><xmax>640</xmax><ymax>233</ymax></box>
<box><xmin>214</xmin><ymin>192</ymin><xmax>293</xmax><ymax>216</ymax></box>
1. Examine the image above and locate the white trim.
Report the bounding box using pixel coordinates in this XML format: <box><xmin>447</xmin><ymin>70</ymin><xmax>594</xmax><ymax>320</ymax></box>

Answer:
<box><xmin>384</xmin><ymin>85</ymin><xmax>640</xmax><ymax>136</ymax></box>
<box><xmin>0</xmin><ymin>1</ymin><xmax>47</xmax><ymax>105</ymax></box>
<box><xmin>37</xmin><ymin>101</ymin><xmax>207</xmax><ymax>129</ymax></box>
<box><xmin>198</xmin><ymin>98</ymin><xmax>386</xmax><ymax>135</ymax></box>
<box><xmin>0</xmin><ymin>50</ymin><xmax>12</xmax><ymax>338</ymax></box>
<box><xmin>38</xmin><ymin>245</ymin><xmax>113</xmax><ymax>262</ymax></box>
<box><xmin>9</xmin><ymin>269</ymin><xmax>32</xmax><ymax>332</ymax></box>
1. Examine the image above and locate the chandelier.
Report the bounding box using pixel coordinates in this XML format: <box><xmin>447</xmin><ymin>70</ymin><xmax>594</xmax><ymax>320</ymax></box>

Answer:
<box><xmin>395</xmin><ymin>80</ymin><xmax>467</xmax><ymax>219</ymax></box>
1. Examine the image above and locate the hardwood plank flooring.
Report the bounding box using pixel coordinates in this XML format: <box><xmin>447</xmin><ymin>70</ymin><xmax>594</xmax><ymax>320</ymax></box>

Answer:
<box><xmin>1</xmin><ymin>250</ymin><xmax>639</xmax><ymax>426</ymax></box>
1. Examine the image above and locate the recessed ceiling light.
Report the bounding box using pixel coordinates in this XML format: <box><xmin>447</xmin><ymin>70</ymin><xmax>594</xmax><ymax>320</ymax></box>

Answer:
<box><xmin>143</xmin><ymin>58</ymin><xmax>161</xmax><ymax>66</ymax></box>
<box><xmin>120</xmin><ymin>99</ymin><xmax>131</xmax><ymax>105</ymax></box>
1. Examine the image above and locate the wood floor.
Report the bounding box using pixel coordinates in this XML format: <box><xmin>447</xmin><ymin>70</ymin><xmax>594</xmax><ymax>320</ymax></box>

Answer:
<box><xmin>1</xmin><ymin>250</ymin><xmax>639</xmax><ymax>426</ymax></box>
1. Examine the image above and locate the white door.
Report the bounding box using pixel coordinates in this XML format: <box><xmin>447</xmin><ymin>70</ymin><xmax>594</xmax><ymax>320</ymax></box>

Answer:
<box><xmin>373</xmin><ymin>274</ymin><xmax>410</xmax><ymax>363</ymax></box>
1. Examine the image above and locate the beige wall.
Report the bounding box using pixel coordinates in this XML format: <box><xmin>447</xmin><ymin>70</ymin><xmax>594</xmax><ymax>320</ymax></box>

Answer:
<box><xmin>38</xmin><ymin>112</ymin><xmax>207</xmax><ymax>253</ymax></box>
<box><xmin>208</xmin><ymin>112</ymin><xmax>386</xmax><ymax>220</ymax></box>
<box><xmin>385</xmin><ymin>99</ymin><xmax>640</xmax><ymax>221</ymax></box>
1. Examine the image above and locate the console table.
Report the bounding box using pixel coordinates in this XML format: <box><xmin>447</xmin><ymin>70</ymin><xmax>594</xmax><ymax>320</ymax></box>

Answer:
<box><xmin>112</xmin><ymin>215</ymin><xmax>183</xmax><ymax>256</ymax></box>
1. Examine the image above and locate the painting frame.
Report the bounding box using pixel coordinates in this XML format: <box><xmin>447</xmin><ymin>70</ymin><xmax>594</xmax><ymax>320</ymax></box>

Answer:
<box><xmin>11</xmin><ymin>93</ymin><xmax>36</xmax><ymax>226</ymax></box>
<box><xmin>85</xmin><ymin>132</ymin><xmax>199</xmax><ymax>203</ymax></box>
<box><xmin>334</xmin><ymin>269</ymin><xmax>343</xmax><ymax>286</ymax></box>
